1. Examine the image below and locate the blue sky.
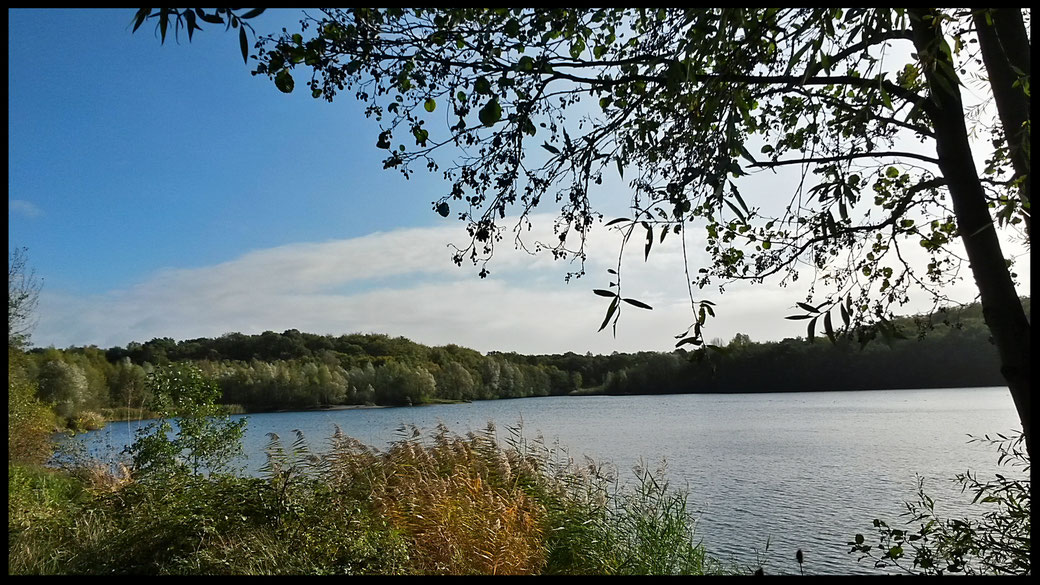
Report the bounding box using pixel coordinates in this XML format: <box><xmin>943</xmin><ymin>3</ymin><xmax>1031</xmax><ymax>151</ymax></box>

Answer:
<box><xmin>8</xmin><ymin>9</ymin><xmax>1029</xmax><ymax>354</ymax></box>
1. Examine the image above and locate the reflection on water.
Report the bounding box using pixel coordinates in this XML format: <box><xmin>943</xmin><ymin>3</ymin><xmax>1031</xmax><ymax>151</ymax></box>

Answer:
<box><xmin>75</xmin><ymin>387</ymin><xmax>1021</xmax><ymax>575</ymax></box>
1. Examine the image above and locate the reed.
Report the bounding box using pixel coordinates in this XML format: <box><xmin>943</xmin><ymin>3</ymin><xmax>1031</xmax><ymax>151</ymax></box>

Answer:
<box><xmin>10</xmin><ymin>423</ymin><xmax>726</xmax><ymax>575</ymax></box>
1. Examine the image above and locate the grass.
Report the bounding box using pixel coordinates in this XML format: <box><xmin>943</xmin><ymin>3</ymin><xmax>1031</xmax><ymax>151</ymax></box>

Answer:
<box><xmin>9</xmin><ymin>423</ymin><xmax>736</xmax><ymax>575</ymax></box>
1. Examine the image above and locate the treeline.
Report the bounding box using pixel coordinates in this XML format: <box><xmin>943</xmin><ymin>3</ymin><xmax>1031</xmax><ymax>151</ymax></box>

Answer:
<box><xmin>21</xmin><ymin>333</ymin><xmax>582</xmax><ymax>420</ymax></box>
<box><xmin>18</xmin><ymin>298</ymin><xmax>1027</xmax><ymax>423</ymax></box>
<box><xmin>595</xmin><ymin>299</ymin><xmax>1028</xmax><ymax>395</ymax></box>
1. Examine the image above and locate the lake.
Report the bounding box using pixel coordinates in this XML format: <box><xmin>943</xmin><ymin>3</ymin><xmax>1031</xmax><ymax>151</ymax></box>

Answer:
<box><xmin>75</xmin><ymin>386</ymin><xmax>1023</xmax><ymax>575</ymax></box>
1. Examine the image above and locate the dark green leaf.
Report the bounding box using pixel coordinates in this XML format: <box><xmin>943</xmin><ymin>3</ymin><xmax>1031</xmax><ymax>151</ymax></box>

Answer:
<box><xmin>436</xmin><ymin>202</ymin><xmax>450</xmax><ymax>217</ymax></box>
<box><xmin>592</xmin><ymin>289</ymin><xmax>617</xmax><ymax>298</ymax></box>
<box><xmin>785</xmin><ymin>314</ymin><xmax>813</xmax><ymax>320</ymax></box>
<box><xmin>796</xmin><ymin>302</ymin><xmax>818</xmax><ymax>313</ymax></box>
<box><xmin>239</xmin><ymin>8</ymin><xmax>265</xmax><ymax>19</ymax></box>
<box><xmin>542</xmin><ymin>142</ymin><xmax>560</xmax><ymax>155</ymax></box>
<box><xmin>275</xmin><ymin>69</ymin><xmax>294</xmax><ymax>93</ymax></box>
<box><xmin>132</xmin><ymin>9</ymin><xmax>150</xmax><ymax>33</ymax></box>
<box><xmin>623</xmin><ymin>298</ymin><xmax>653</xmax><ymax>310</ymax></box>
<box><xmin>197</xmin><ymin>11</ymin><xmax>224</xmax><ymax>25</ymax></box>
<box><xmin>159</xmin><ymin>8</ymin><xmax>169</xmax><ymax>44</ymax></box>
<box><xmin>239</xmin><ymin>26</ymin><xmax>249</xmax><ymax>64</ymax></box>
<box><xmin>598</xmin><ymin>297</ymin><xmax>619</xmax><ymax>332</ymax></box>
<box><xmin>478</xmin><ymin>99</ymin><xmax>502</xmax><ymax>126</ymax></box>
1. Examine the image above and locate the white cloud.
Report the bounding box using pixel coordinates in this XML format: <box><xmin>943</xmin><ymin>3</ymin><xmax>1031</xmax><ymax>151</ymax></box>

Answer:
<box><xmin>32</xmin><ymin>214</ymin><xmax>1027</xmax><ymax>354</ymax></box>
<box><xmin>9</xmin><ymin>199</ymin><xmax>42</xmax><ymax>218</ymax></box>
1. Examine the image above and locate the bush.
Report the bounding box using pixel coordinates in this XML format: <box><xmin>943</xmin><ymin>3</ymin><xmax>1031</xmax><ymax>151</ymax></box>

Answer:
<box><xmin>8</xmin><ymin>350</ymin><xmax>58</xmax><ymax>465</ymax></box>
<box><xmin>849</xmin><ymin>431</ymin><xmax>1030</xmax><ymax>575</ymax></box>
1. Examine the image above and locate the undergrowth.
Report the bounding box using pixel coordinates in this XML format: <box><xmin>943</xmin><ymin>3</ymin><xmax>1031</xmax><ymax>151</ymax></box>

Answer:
<box><xmin>9</xmin><ymin>422</ymin><xmax>730</xmax><ymax>575</ymax></box>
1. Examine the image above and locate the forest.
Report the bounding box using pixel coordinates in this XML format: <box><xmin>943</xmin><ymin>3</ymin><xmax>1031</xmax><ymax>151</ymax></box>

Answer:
<box><xmin>16</xmin><ymin>298</ymin><xmax>1026</xmax><ymax>430</ymax></box>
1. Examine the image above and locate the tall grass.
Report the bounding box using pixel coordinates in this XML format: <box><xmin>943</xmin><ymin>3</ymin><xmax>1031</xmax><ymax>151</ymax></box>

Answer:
<box><xmin>10</xmin><ymin>423</ymin><xmax>731</xmax><ymax>575</ymax></box>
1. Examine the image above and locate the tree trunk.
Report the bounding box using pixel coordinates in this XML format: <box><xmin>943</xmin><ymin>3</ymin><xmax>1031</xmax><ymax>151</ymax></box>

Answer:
<box><xmin>909</xmin><ymin>9</ymin><xmax>1032</xmax><ymax>457</ymax></box>
<box><xmin>972</xmin><ymin>8</ymin><xmax>1031</xmax><ymax>238</ymax></box>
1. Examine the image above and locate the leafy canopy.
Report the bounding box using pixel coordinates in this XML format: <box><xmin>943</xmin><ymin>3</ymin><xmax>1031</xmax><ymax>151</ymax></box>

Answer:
<box><xmin>240</xmin><ymin>8</ymin><xmax>1028</xmax><ymax>346</ymax></box>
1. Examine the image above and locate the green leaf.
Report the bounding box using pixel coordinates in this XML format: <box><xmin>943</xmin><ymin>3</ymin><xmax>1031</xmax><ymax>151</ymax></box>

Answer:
<box><xmin>542</xmin><ymin>142</ymin><xmax>560</xmax><ymax>155</ymax></box>
<box><xmin>478</xmin><ymin>99</ymin><xmax>502</xmax><ymax>126</ymax></box>
<box><xmin>239</xmin><ymin>8</ymin><xmax>266</xmax><ymax>19</ymax></box>
<box><xmin>424</xmin><ymin>98</ymin><xmax>437</xmax><ymax>112</ymax></box>
<box><xmin>807</xmin><ymin>315</ymin><xmax>818</xmax><ymax>342</ymax></box>
<box><xmin>623</xmin><ymin>298</ymin><xmax>653</xmax><ymax>310</ymax></box>
<box><xmin>239</xmin><ymin>25</ymin><xmax>249</xmax><ymax>64</ymax></box>
<box><xmin>796</xmin><ymin>302</ymin><xmax>817</xmax><ymax>313</ymax></box>
<box><xmin>598</xmin><ymin>297</ymin><xmax>620</xmax><ymax>332</ymax></box>
<box><xmin>879</xmin><ymin>83</ymin><xmax>893</xmax><ymax>110</ymax></box>
<box><xmin>132</xmin><ymin>9</ymin><xmax>150</xmax><ymax>33</ymax></box>
<box><xmin>435</xmin><ymin>202</ymin><xmax>450</xmax><ymax>217</ymax></box>
<box><xmin>197</xmin><ymin>10</ymin><xmax>224</xmax><ymax>25</ymax></box>
<box><xmin>275</xmin><ymin>69</ymin><xmax>295</xmax><ymax>93</ymax></box>
<box><xmin>785</xmin><ymin>314</ymin><xmax>813</xmax><ymax>320</ymax></box>
<box><xmin>592</xmin><ymin>289</ymin><xmax>617</xmax><ymax>298</ymax></box>
<box><xmin>824</xmin><ymin>310</ymin><xmax>835</xmax><ymax>343</ymax></box>
<box><xmin>675</xmin><ymin>336</ymin><xmax>702</xmax><ymax>347</ymax></box>
<box><xmin>474</xmin><ymin>77</ymin><xmax>492</xmax><ymax>95</ymax></box>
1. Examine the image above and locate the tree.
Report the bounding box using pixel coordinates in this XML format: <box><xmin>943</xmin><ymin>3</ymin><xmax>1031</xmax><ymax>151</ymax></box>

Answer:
<box><xmin>9</xmin><ymin>247</ymin><xmax>42</xmax><ymax>349</ymax></box>
<box><xmin>126</xmin><ymin>363</ymin><xmax>246</xmax><ymax>477</ymax></box>
<box><xmin>36</xmin><ymin>359</ymin><xmax>89</xmax><ymax>420</ymax></box>
<box><xmin>134</xmin><ymin>9</ymin><xmax>1030</xmax><ymax>454</ymax></box>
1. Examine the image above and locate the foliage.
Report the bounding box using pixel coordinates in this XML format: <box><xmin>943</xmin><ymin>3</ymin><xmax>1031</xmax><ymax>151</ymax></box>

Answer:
<box><xmin>18</xmin><ymin>298</ymin><xmax>1021</xmax><ymax>420</ymax></box>
<box><xmin>849</xmin><ymin>431</ymin><xmax>1030</xmax><ymax>575</ymax></box>
<box><xmin>8</xmin><ymin>349</ymin><xmax>57</xmax><ymax>465</ymax></box>
<box><xmin>10</xmin><ymin>422</ymin><xmax>730</xmax><ymax>575</ymax></box>
<box><xmin>124</xmin><ymin>363</ymin><xmax>246</xmax><ymax>478</ymax></box>
<box><xmin>235</xmin><ymin>8</ymin><xmax>1025</xmax><ymax>343</ymax></box>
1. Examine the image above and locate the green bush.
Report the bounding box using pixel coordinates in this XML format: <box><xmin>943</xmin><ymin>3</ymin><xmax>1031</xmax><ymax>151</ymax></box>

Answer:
<box><xmin>8</xmin><ymin>350</ymin><xmax>58</xmax><ymax>465</ymax></box>
<box><xmin>849</xmin><ymin>431</ymin><xmax>1030</xmax><ymax>575</ymax></box>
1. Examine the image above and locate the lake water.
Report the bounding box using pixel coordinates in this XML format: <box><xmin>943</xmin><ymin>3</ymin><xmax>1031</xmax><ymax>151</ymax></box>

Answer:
<box><xmin>76</xmin><ymin>386</ymin><xmax>1023</xmax><ymax>575</ymax></box>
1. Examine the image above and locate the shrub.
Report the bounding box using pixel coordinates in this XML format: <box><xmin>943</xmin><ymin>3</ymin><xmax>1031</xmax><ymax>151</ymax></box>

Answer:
<box><xmin>125</xmin><ymin>363</ymin><xmax>246</xmax><ymax>478</ymax></box>
<box><xmin>849</xmin><ymin>431</ymin><xmax>1030</xmax><ymax>575</ymax></box>
<box><xmin>8</xmin><ymin>350</ymin><xmax>57</xmax><ymax>465</ymax></box>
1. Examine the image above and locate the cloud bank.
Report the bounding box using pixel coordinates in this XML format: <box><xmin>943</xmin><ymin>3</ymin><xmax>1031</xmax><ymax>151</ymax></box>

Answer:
<box><xmin>32</xmin><ymin>215</ymin><xmax>1024</xmax><ymax>355</ymax></box>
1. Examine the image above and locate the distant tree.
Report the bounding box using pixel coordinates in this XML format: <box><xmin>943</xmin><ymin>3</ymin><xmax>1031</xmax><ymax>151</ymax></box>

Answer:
<box><xmin>36</xmin><ymin>359</ymin><xmax>89</xmax><ymax>419</ymax></box>
<box><xmin>8</xmin><ymin>247</ymin><xmax>42</xmax><ymax>349</ymax></box>
<box><xmin>134</xmin><ymin>8</ymin><xmax>1031</xmax><ymax>454</ymax></box>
